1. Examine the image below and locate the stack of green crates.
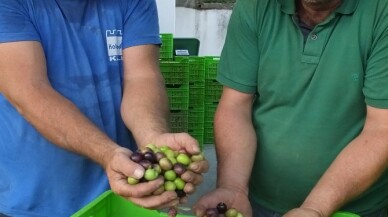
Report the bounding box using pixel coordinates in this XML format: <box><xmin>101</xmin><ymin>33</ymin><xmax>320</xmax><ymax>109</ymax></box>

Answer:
<box><xmin>160</xmin><ymin>58</ymin><xmax>190</xmax><ymax>133</ymax></box>
<box><xmin>159</xmin><ymin>33</ymin><xmax>222</xmax><ymax>145</ymax></box>
<box><xmin>204</xmin><ymin>57</ymin><xmax>222</xmax><ymax>144</ymax></box>
<box><xmin>176</xmin><ymin>56</ymin><xmax>206</xmax><ymax>147</ymax></box>
<box><xmin>160</xmin><ymin>34</ymin><xmax>174</xmax><ymax>60</ymax></box>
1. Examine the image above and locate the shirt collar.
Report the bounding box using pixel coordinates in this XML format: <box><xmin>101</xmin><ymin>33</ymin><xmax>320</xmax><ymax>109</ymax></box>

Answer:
<box><xmin>276</xmin><ymin>0</ymin><xmax>360</xmax><ymax>15</ymax></box>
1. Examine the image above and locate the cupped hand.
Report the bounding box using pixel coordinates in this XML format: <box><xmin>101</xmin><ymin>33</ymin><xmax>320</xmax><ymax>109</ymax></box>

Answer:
<box><xmin>147</xmin><ymin>132</ymin><xmax>210</xmax><ymax>192</ymax></box>
<box><xmin>147</xmin><ymin>132</ymin><xmax>202</xmax><ymax>156</ymax></box>
<box><xmin>193</xmin><ymin>187</ymin><xmax>252</xmax><ymax>217</ymax></box>
<box><xmin>104</xmin><ymin>146</ymin><xmax>179</xmax><ymax>209</ymax></box>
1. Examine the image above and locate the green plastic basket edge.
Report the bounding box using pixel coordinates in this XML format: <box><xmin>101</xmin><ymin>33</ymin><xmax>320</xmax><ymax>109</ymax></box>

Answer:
<box><xmin>332</xmin><ymin>211</ymin><xmax>360</xmax><ymax>217</ymax></box>
<box><xmin>71</xmin><ymin>190</ymin><xmax>195</xmax><ymax>217</ymax></box>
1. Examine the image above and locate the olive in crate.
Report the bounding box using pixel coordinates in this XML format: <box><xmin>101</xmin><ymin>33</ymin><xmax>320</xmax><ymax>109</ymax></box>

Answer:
<box><xmin>127</xmin><ymin>144</ymin><xmax>205</xmax><ymax>198</ymax></box>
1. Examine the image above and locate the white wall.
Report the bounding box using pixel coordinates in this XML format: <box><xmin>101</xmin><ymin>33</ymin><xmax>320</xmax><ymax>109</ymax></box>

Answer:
<box><xmin>175</xmin><ymin>7</ymin><xmax>232</xmax><ymax>56</ymax></box>
<box><xmin>156</xmin><ymin>0</ymin><xmax>176</xmax><ymax>34</ymax></box>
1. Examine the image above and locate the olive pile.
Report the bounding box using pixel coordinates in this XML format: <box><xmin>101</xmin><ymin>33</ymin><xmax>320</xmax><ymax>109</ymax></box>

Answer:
<box><xmin>127</xmin><ymin>144</ymin><xmax>205</xmax><ymax>198</ymax></box>
<box><xmin>205</xmin><ymin>202</ymin><xmax>244</xmax><ymax>217</ymax></box>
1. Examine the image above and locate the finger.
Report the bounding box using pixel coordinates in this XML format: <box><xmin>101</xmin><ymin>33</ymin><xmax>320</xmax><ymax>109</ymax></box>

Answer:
<box><xmin>183</xmin><ymin>182</ymin><xmax>195</xmax><ymax>194</ymax></box>
<box><xmin>193</xmin><ymin>200</ymin><xmax>208</xmax><ymax>217</ymax></box>
<box><xmin>180</xmin><ymin>170</ymin><xmax>203</xmax><ymax>185</ymax></box>
<box><xmin>188</xmin><ymin>160</ymin><xmax>209</xmax><ymax>174</ymax></box>
<box><xmin>114</xmin><ymin>176</ymin><xmax>164</xmax><ymax>198</ymax></box>
<box><xmin>128</xmin><ymin>190</ymin><xmax>179</xmax><ymax>209</ymax></box>
<box><xmin>173</xmin><ymin>133</ymin><xmax>200</xmax><ymax>154</ymax></box>
<box><xmin>112</xmin><ymin>152</ymin><xmax>145</xmax><ymax>180</ymax></box>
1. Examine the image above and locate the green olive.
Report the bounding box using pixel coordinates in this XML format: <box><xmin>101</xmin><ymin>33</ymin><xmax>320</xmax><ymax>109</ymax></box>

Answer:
<box><xmin>174</xmin><ymin>177</ymin><xmax>186</xmax><ymax>190</ymax></box>
<box><xmin>176</xmin><ymin>153</ymin><xmax>191</xmax><ymax>166</ymax></box>
<box><xmin>127</xmin><ymin>177</ymin><xmax>139</xmax><ymax>185</ymax></box>
<box><xmin>144</xmin><ymin>168</ymin><xmax>159</xmax><ymax>181</ymax></box>
<box><xmin>164</xmin><ymin>181</ymin><xmax>176</xmax><ymax>191</ymax></box>
<box><xmin>164</xmin><ymin>170</ymin><xmax>177</xmax><ymax>181</ymax></box>
<box><xmin>225</xmin><ymin>208</ymin><xmax>238</xmax><ymax>217</ymax></box>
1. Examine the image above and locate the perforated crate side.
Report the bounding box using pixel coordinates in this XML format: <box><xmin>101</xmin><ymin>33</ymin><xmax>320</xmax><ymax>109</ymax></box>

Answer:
<box><xmin>205</xmin><ymin>56</ymin><xmax>220</xmax><ymax>80</ymax></box>
<box><xmin>169</xmin><ymin>109</ymin><xmax>188</xmax><ymax>133</ymax></box>
<box><xmin>160</xmin><ymin>34</ymin><xmax>174</xmax><ymax>60</ymax></box>
<box><xmin>160</xmin><ymin>60</ymin><xmax>189</xmax><ymax>86</ymax></box>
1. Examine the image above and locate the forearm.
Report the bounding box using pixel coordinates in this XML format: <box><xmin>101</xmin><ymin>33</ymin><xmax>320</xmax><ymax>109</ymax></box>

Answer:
<box><xmin>214</xmin><ymin>96</ymin><xmax>257</xmax><ymax>195</ymax></box>
<box><xmin>302</xmin><ymin>128</ymin><xmax>388</xmax><ymax>216</ymax></box>
<box><xmin>120</xmin><ymin>45</ymin><xmax>170</xmax><ymax>148</ymax></box>
<box><xmin>121</xmin><ymin>75</ymin><xmax>169</xmax><ymax>147</ymax></box>
<box><xmin>4</xmin><ymin>81</ymin><xmax>119</xmax><ymax>167</ymax></box>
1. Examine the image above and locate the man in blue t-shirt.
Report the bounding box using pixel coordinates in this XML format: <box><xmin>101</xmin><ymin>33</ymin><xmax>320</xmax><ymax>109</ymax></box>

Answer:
<box><xmin>0</xmin><ymin>1</ymin><xmax>208</xmax><ymax>217</ymax></box>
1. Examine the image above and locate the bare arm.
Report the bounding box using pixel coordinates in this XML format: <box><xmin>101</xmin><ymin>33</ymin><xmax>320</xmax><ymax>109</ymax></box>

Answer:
<box><xmin>120</xmin><ymin>44</ymin><xmax>169</xmax><ymax>147</ymax></box>
<box><xmin>294</xmin><ymin>105</ymin><xmax>388</xmax><ymax>217</ymax></box>
<box><xmin>193</xmin><ymin>86</ymin><xmax>256</xmax><ymax>217</ymax></box>
<box><xmin>0</xmin><ymin>41</ymin><xmax>120</xmax><ymax>167</ymax></box>
<box><xmin>215</xmin><ymin>87</ymin><xmax>257</xmax><ymax>198</ymax></box>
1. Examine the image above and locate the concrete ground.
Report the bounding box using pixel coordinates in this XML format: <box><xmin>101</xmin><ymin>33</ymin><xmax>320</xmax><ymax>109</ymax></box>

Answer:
<box><xmin>177</xmin><ymin>144</ymin><xmax>218</xmax><ymax>215</ymax></box>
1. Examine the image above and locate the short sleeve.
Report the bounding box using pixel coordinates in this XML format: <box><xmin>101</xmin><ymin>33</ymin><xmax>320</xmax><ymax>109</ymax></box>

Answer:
<box><xmin>363</xmin><ymin>23</ymin><xmax>388</xmax><ymax>108</ymax></box>
<box><xmin>122</xmin><ymin>0</ymin><xmax>161</xmax><ymax>48</ymax></box>
<box><xmin>216</xmin><ymin>0</ymin><xmax>259</xmax><ymax>94</ymax></box>
<box><xmin>0</xmin><ymin>0</ymin><xmax>40</xmax><ymax>43</ymax></box>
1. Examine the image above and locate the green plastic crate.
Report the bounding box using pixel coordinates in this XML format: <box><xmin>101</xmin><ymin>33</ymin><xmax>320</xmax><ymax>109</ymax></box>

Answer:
<box><xmin>72</xmin><ymin>191</ymin><xmax>360</xmax><ymax>217</ymax></box>
<box><xmin>332</xmin><ymin>212</ymin><xmax>360</xmax><ymax>217</ymax></box>
<box><xmin>176</xmin><ymin>56</ymin><xmax>206</xmax><ymax>82</ymax></box>
<box><xmin>71</xmin><ymin>190</ymin><xmax>194</xmax><ymax>217</ymax></box>
<box><xmin>189</xmin><ymin>86</ymin><xmax>205</xmax><ymax>108</ymax></box>
<box><xmin>205</xmin><ymin>80</ymin><xmax>223</xmax><ymax>103</ymax></box>
<box><xmin>160</xmin><ymin>59</ymin><xmax>189</xmax><ymax>86</ymax></box>
<box><xmin>205</xmin><ymin>56</ymin><xmax>220</xmax><ymax>80</ymax></box>
<box><xmin>160</xmin><ymin>34</ymin><xmax>174</xmax><ymax>60</ymax></box>
<box><xmin>169</xmin><ymin>109</ymin><xmax>189</xmax><ymax>133</ymax></box>
<box><xmin>203</xmin><ymin>129</ymin><xmax>214</xmax><ymax>144</ymax></box>
<box><xmin>167</xmin><ymin>85</ymin><xmax>189</xmax><ymax>110</ymax></box>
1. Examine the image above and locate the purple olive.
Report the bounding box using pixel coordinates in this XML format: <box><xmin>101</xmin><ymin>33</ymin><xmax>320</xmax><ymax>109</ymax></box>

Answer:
<box><xmin>144</xmin><ymin>151</ymin><xmax>157</xmax><ymax>164</ymax></box>
<box><xmin>155</xmin><ymin>152</ymin><xmax>166</xmax><ymax>161</ymax></box>
<box><xmin>217</xmin><ymin>202</ymin><xmax>228</xmax><ymax>214</ymax></box>
<box><xmin>173</xmin><ymin>163</ymin><xmax>186</xmax><ymax>176</ymax></box>
<box><xmin>139</xmin><ymin>159</ymin><xmax>152</xmax><ymax>169</ymax></box>
<box><xmin>167</xmin><ymin>207</ymin><xmax>178</xmax><ymax>217</ymax></box>
<box><xmin>205</xmin><ymin>208</ymin><xmax>219</xmax><ymax>217</ymax></box>
<box><xmin>130</xmin><ymin>152</ymin><xmax>144</xmax><ymax>163</ymax></box>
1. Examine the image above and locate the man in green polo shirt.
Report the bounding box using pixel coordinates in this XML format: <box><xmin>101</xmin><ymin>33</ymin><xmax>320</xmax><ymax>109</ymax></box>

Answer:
<box><xmin>194</xmin><ymin>0</ymin><xmax>388</xmax><ymax>216</ymax></box>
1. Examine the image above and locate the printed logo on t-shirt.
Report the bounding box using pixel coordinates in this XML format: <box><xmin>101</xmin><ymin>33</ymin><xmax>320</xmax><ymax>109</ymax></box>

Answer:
<box><xmin>106</xmin><ymin>29</ymin><xmax>123</xmax><ymax>62</ymax></box>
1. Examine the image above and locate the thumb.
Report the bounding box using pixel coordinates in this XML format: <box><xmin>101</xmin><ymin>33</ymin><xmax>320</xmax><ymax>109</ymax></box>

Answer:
<box><xmin>122</xmin><ymin>154</ymin><xmax>145</xmax><ymax>180</ymax></box>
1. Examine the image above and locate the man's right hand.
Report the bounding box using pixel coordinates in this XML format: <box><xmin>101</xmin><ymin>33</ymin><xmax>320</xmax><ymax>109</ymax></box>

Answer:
<box><xmin>193</xmin><ymin>187</ymin><xmax>252</xmax><ymax>217</ymax></box>
<box><xmin>104</xmin><ymin>147</ymin><xmax>180</xmax><ymax>209</ymax></box>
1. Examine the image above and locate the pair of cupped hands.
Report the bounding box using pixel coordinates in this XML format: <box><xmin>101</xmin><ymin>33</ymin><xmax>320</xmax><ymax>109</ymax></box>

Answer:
<box><xmin>102</xmin><ymin>132</ymin><xmax>323</xmax><ymax>217</ymax></box>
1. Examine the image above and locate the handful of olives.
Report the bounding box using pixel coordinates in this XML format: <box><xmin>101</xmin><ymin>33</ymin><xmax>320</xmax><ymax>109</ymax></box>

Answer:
<box><xmin>127</xmin><ymin>144</ymin><xmax>205</xmax><ymax>198</ymax></box>
<box><xmin>205</xmin><ymin>202</ymin><xmax>244</xmax><ymax>217</ymax></box>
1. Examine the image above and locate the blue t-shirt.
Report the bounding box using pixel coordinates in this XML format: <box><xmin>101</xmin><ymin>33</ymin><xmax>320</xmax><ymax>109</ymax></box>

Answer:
<box><xmin>0</xmin><ymin>0</ymin><xmax>161</xmax><ymax>216</ymax></box>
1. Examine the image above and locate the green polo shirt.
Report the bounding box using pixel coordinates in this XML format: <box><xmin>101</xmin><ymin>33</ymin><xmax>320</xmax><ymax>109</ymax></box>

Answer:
<box><xmin>217</xmin><ymin>0</ymin><xmax>388</xmax><ymax>214</ymax></box>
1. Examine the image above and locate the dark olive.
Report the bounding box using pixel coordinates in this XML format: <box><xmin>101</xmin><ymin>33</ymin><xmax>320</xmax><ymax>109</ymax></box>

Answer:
<box><xmin>205</xmin><ymin>208</ymin><xmax>219</xmax><ymax>217</ymax></box>
<box><xmin>144</xmin><ymin>151</ymin><xmax>157</xmax><ymax>164</ymax></box>
<box><xmin>216</xmin><ymin>202</ymin><xmax>228</xmax><ymax>214</ymax></box>
<box><xmin>175</xmin><ymin>189</ymin><xmax>186</xmax><ymax>198</ymax></box>
<box><xmin>155</xmin><ymin>151</ymin><xmax>166</xmax><ymax>161</ymax></box>
<box><xmin>173</xmin><ymin>163</ymin><xmax>186</xmax><ymax>176</ymax></box>
<box><xmin>139</xmin><ymin>159</ymin><xmax>152</xmax><ymax>169</ymax></box>
<box><xmin>130</xmin><ymin>152</ymin><xmax>143</xmax><ymax>163</ymax></box>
